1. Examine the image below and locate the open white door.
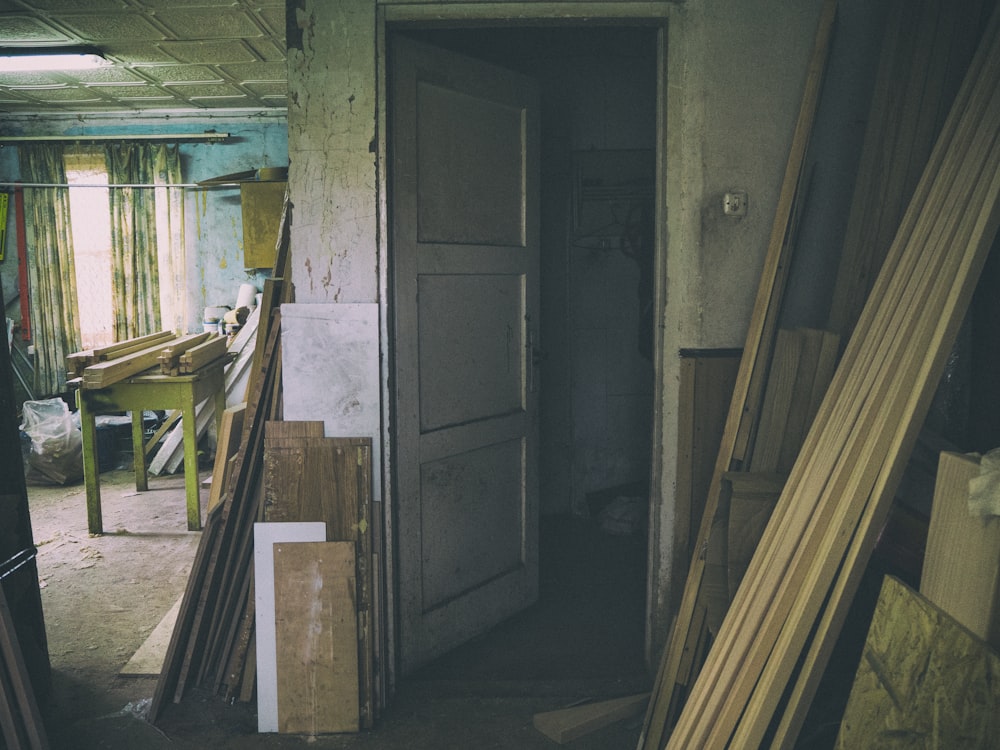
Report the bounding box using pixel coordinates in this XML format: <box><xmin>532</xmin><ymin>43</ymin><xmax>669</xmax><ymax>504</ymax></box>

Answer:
<box><xmin>390</xmin><ymin>35</ymin><xmax>541</xmax><ymax>673</ymax></box>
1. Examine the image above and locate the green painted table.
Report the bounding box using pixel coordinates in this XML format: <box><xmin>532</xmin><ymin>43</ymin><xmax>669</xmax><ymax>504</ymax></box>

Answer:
<box><xmin>76</xmin><ymin>361</ymin><xmax>226</xmax><ymax>534</ymax></box>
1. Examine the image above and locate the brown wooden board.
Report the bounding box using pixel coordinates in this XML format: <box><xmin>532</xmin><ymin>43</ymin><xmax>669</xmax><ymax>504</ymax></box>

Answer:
<box><xmin>837</xmin><ymin>575</ymin><xmax>1000</xmax><ymax>748</ymax></box>
<box><xmin>207</xmin><ymin>405</ymin><xmax>246</xmax><ymax>514</ymax></box>
<box><xmin>273</xmin><ymin>541</ymin><xmax>359</xmax><ymax>734</ymax></box>
<box><xmin>263</xmin><ymin>435</ymin><xmax>375</xmax><ymax>728</ymax></box>
<box><xmin>920</xmin><ymin>451</ymin><xmax>1000</xmax><ymax>648</ymax></box>
<box><xmin>674</xmin><ymin>351</ymin><xmax>741</xmax><ymax>615</ymax></box>
<box><xmin>533</xmin><ymin>693</ymin><xmax>649</xmax><ymax>744</ymax></box>
<box><xmin>724</xmin><ymin>472</ymin><xmax>785</xmax><ymax>602</ymax></box>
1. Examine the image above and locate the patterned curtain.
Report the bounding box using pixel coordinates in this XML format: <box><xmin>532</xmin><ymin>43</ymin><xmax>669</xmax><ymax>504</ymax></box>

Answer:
<box><xmin>152</xmin><ymin>144</ymin><xmax>185</xmax><ymax>334</ymax></box>
<box><xmin>106</xmin><ymin>143</ymin><xmax>176</xmax><ymax>339</ymax></box>
<box><xmin>18</xmin><ymin>145</ymin><xmax>81</xmax><ymax>397</ymax></box>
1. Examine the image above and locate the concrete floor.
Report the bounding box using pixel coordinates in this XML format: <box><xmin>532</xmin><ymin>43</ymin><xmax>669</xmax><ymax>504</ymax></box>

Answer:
<box><xmin>27</xmin><ymin>467</ymin><xmax>650</xmax><ymax>749</ymax></box>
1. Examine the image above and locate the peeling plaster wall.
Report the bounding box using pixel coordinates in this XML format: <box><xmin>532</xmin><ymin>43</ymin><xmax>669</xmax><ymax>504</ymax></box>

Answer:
<box><xmin>287</xmin><ymin>0</ymin><xmax>378</xmax><ymax>304</ymax></box>
<box><xmin>0</xmin><ymin>112</ymin><xmax>289</xmax><ymax>334</ymax></box>
<box><xmin>286</xmin><ymin>0</ymin><xmax>889</xmax><ymax>662</ymax></box>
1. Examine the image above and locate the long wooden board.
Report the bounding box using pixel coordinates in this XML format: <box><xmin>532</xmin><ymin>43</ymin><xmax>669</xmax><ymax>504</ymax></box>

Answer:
<box><xmin>533</xmin><ymin>693</ymin><xmax>649</xmax><ymax>744</ymax></box>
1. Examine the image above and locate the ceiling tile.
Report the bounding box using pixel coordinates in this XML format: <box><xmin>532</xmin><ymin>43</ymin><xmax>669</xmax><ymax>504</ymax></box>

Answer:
<box><xmin>159</xmin><ymin>40</ymin><xmax>258</xmax><ymax>65</ymax></box>
<box><xmin>134</xmin><ymin>64</ymin><xmax>223</xmax><ymax>83</ymax></box>
<box><xmin>54</xmin><ymin>12</ymin><xmax>168</xmax><ymax>42</ymax></box>
<box><xmin>154</xmin><ymin>9</ymin><xmax>265</xmax><ymax>40</ymax></box>
<box><xmin>219</xmin><ymin>61</ymin><xmax>285</xmax><ymax>82</ymax></box>
<box><xmin>0</xmin><ymin>14</ymin><xmax>74</xmax><ymax>43</ymax></box>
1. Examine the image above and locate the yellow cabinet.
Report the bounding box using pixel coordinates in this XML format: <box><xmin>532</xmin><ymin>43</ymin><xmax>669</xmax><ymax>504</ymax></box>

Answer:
<box><xmin>241</xmin><ymin>181</ymin><xmax>286</xmax><ymax>269</ymax></box>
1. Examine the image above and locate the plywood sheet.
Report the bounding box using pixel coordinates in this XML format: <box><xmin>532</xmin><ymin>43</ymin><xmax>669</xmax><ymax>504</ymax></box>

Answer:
<box><xmin>274</xmin><ymin>541</ymin><xmax>359</xmax><ymax>734</ymax></box>
<box><xmin>837</xmin><ymin>575</ymin><xmax>1000</xmax><ymax>748</ymax></box>
<box><xmin>120</xmin><ymin>596</ymin><xmax>182</xmax><ymax>676</ymax></box>
<box><xmin>920</xmin><ymin>451</ymin><xmax>1000</xmax><ymax>647</ymax></box>
<box><xmin>253</xmin><ymin>522</ymin><xmax>326</xmax><ymax>733</ymax></box>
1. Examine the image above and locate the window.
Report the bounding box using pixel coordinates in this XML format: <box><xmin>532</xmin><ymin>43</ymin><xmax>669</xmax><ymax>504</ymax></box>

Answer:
<box><xmin>64</xmin><ymin>148</ymin><xmax>114</xmax><ymax>349</ymax></box>
<box><xmin>63</xmin><ymin>146</ymin><xmax>181</xmax><ymax>350</ymax></box>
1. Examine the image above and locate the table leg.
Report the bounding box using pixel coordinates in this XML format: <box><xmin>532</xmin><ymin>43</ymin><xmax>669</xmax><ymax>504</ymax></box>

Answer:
<box><xmin>182</xmin><ymin>388</ymin><xmax>201</xmax><ymax>531</ymax></box>
<box><xmin>77</xmin><ymin>390</ymin><xmax>103</xmax><ymax>535</ymax></box>
<box><xmin>132</xmin><ymin>410</ymin><xmax>148</xmax><ymax>492</ymax></box>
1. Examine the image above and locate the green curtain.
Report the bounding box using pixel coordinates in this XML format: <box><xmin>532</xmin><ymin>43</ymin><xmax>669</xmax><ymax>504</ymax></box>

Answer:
<box><xmin>152</xmin><ymin>144</ymin><xmax>185</xmax><ymax>334</ymax></box>
<box><xmin>106</xmin><ymin>143</ymin><xmax>180</xmax><ymax>340</ymax></box>
<box><xmin>18</xmin><ymin>145</ymin><xmax>81</xmax><ymax>397</ymax></box>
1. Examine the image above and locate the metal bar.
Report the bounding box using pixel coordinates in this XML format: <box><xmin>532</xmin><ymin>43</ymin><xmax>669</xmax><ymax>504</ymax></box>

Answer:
<box><xmin>0</xmin><ymin>548</ymin><xmax>37</xmax><ymax>581</ymax></box>
<box><xmin>0</xmin><ymin>132</ymin><xmax>229</xmax><ymax>144</ymax></box>
<box><xmin>1</xmin><ymin>182</ymin><xmax>228</xmax><ymax>189</ymax></box>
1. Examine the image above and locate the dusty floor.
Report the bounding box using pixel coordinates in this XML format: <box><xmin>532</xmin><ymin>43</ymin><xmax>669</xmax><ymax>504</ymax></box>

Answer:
<box><xmin>26</xmin><ymin>467</ymin><xmax>650</xmax><ymax>749</ymax></box>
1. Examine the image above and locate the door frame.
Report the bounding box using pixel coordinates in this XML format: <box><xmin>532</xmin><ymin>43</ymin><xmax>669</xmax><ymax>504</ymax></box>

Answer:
<box><xmin>374</xmin><ymin>1</ymin><xmax>678</xmax><ymax>695</ymax></box>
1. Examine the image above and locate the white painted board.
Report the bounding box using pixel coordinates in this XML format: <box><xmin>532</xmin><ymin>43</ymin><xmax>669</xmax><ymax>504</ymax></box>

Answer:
<box><xmin>280</xmin><ymin>303</ymin><xmax>381</xmax><ymax>503</ymax></box>
<box><xmin>254</xmin><ymin>521</ymin><xmax>326</xmax><ymax>733</ymax></box>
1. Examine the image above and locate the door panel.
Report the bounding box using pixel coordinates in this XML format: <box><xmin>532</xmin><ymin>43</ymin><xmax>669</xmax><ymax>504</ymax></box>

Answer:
<box><xmin>391</xmin><ymin>35</ymin><xmax>540</xmax><ymax>673</ymax></box>
<box><xmin>418</xmin><ymin>273</ymin><xmax>524</xmax><ymax>429</ymax></box>
<box><xmin>416</xmin><ymin>82</ymin><xmax>526</xmax><ymax>245</ymax></box>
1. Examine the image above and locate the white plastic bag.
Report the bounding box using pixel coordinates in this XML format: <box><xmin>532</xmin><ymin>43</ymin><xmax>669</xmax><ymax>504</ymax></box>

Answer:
<box><xmin>20</xmin><ymin>398</ymin><xmax>83</xmax><ymax>485</ymax></box>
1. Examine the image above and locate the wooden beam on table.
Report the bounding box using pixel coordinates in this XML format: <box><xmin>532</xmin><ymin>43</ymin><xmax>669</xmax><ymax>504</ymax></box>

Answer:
<box><xmin>179</xmin><ymin>337</ymin><xmax>228</xmax><ymax>374</ymax></box>
<box><xmin>81</xmin><ymin>337</ymin><xmax>180</xmax><ymax>389</ymax></box>
<box><xmin>158</xmin><ymin>332</ymin><xmax>212</xmax><ymax>375</ymax></box>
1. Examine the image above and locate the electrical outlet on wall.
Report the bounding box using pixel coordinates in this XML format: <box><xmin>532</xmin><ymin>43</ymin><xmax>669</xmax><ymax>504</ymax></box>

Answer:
<box><xmin>723</xmin><ymin>191</ymin><xmax>748</xmax><ymax>217</ymax></box>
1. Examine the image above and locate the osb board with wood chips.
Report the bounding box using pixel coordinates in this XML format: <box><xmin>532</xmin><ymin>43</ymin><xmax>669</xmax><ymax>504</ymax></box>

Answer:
<box><xmin>837</xmin><ymin>575</ymin><xmax>1000</xmax><ymax>749</ymax></box>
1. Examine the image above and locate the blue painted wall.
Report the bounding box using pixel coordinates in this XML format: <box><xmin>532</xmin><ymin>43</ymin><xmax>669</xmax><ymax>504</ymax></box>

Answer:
<box><xmin>0</xmin><ymin>111</ymin><xmax>288</xmax><ymax>337</ymax></box>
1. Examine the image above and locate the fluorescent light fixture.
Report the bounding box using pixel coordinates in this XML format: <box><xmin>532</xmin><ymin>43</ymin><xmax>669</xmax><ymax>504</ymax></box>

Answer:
<box><xmin>0</xmin><ymin>48</ymin><xmax>110</xmax><ymax>73</ymax></box>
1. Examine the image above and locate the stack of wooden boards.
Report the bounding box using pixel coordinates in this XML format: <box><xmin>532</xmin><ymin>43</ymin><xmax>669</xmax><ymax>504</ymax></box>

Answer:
<box><xmin>647</xmin><ymin>2</ymin><xmax>1000</xmax><ymax>747</ymax></box>
<box><xmin>150</xmin><ymin>188</ymin><xmax>381</xmax><ymax>734</ymax></box>
<box><xmin>641</xmin><ymin>0</ymin><xmax>1000</xmax><ymax>747</ymax></box>
<box><xmin>67</xmin><ymin>330</ymin><xmax>228</xmax><ymax>389</ymax></box>
<box><xmin>149</xmin><ymin>296</ymin><xmax>380</xmax><ymax>733</ymax></box>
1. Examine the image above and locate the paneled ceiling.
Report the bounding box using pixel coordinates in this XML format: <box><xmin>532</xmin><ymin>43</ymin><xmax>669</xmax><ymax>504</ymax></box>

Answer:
<box><xmin>0</xmin><ymin>0</ymin><xmax>287</xmax><ymax>115</ymax></box>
